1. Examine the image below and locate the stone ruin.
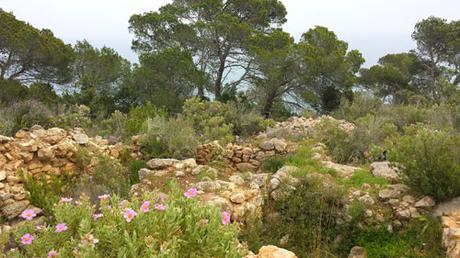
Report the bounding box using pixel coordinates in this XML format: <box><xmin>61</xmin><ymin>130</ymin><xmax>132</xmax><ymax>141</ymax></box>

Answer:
<box><xmin>0</xmin><ymin>126</ymin><xmax>138</xmax><ymax>222</ymax></box>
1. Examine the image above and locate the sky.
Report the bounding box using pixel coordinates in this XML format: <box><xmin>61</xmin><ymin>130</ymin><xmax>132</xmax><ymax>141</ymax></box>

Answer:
<box><xmin>1</xmin><ymin>0</ymin><xmax>459</xmax><ymax>66</ymax></box>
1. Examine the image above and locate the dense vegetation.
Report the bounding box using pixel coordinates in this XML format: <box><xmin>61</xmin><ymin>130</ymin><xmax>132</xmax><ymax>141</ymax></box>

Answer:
<box><xmin>0</xmin><ymin>1</ymin><xmax>459</xmax><ymax>257</ymax></box>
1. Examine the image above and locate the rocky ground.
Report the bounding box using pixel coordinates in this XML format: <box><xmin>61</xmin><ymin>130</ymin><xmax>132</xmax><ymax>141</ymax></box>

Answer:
<box><xmin>0</xmin><ymin>116</ymin><xmax>458</xmax><ymax>257</ymax></box>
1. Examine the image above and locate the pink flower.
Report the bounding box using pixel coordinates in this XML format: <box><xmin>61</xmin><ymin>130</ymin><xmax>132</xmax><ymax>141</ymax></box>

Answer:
<box><xmin>20</xmin><ymin>233</ymin><xmax>34</xmax><ymax>245</ymax></box>
<box><xmin>221</xmin><ymin>211</ymin><xmax>231</xmax><ymax>225</ymax></box>
<box><xmin>98</xmin><ymin>194</ymin><xmax>110</xmax><ymax>201</ymax></box>
<box><xmin>154</xmin><ymin>203</ymin><xmax>167</xmax><ymax>211</ymax></box>
<box><xmin>140</xmin><ymin>201</ymin><xmax>150</xmax><ymax>213</ymax></box>
<box><xmin>184</xmin><ymin>188</ymin><xmax>198</xmax><ymax>198</ymax></box>
<box><xmin>123</xmin><ymin>208</ymin><xmax>137</xmax><ymax>222</ymax></box>
<box><xmin>47</xmin><ymin>250</ymin><xmax>58</xmax><ymax>258</ymax></box>
<box><xmin>60</xmin><ymin>197</ymin><xmax>73</xmax><ymax>203</ymax></box>
<box><xmin>21</xmin><ymin>209</ymin><xmax>37</xmax><ymax>221</ymax></box>
<box><xmin>55</xmin><ymin>223</ymin><xmax>68</xmax><ymax>233</ymax></box>
<box><xmin>93</xmin><ymin>213</ymin><xmax>103</xmax><ymax>220</ymax></box>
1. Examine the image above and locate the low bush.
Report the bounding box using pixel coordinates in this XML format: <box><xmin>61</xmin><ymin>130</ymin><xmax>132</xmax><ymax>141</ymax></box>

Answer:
<box><xmin>2</xmin><ymin>184</ymin><xmax>243</xmax><ymax>258</ymax></box>
<box><xmin>244</xmin><ymin>175</ymin><xmax>345</xmax><ymax>257</ymax></box>
<box><xmin>0</xmin><ymin>100</ymin><xmax>54</xmax><ymax>135</ymax></box>
<box><xmin>182</xmin><ymin>98</ymin><xmax>234</xmax><ymax>144</ymax></box>
<box><xmin>140</xmin><ymin>116</ymin><xmax>199</xmax><ymax>159</ymax></box>
<box><xmin>388</xmin><ymin>125</ymin><xmax>460</xmax><ymax>202</ymax></box>
<box><xmin>124</xmin><ymin>102</ymin><xmax>164</xmax><ymax>137</ymax></box>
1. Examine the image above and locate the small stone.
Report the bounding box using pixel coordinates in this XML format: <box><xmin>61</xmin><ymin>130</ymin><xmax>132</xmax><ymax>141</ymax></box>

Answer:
<box><xmin>348</xmin><ymin>246</ymin><xmax>367</xmax><ymax>258</ymax></box>
<box><xmin>230</xmin><ymin>192</ymin><xmax>246</xmax><ymax>204</ymax></box>
<box><xmin>175</xmin><ymin>171</ymin><xmax>185</xmax><ymax>177</ymax></box>
<box><xmin>415</xmin><ymin>196</ymin><xmax>435</xmax><ymax>208</ymax></box>
<box><xmin>72</xmin><ymin>133</ymin><xmax>89</xmax><ymax>145</ymax></box>
<box><xmin>0</xmin><ymin>170</ymin><xmax>6</xmax><ymax>181</ymax></box>
<box><xmin>146</xmin><ymin>158</ymin><xmax>179</xmax><ymax>169</ymax></box>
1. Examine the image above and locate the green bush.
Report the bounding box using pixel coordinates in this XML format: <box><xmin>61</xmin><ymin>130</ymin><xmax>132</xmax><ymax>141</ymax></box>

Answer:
<box><xmin>124</xmin><ymin>102</ymin><xmax>164</xmax><ymax>137</ymax></box>
<box><xmin>333</xmin><ymin>93</ymin><xmax>383</xmax><ymax>122</ymax></box>
<box><xmin>234</xmin><ymin>112</ymin><xmax>273</xmax><ymax>138</ymax></box>
<box><xmin>388</xmin><ymin>125</ymin><xmax>460</xmax><ymax>201</ymax></box>
<box><xmin>182</xmin><ymin>98</ymin><xmax>234</xmax><ymax>144</ymax></box>
<box><xmin>245</xmin><ymin>175</ymin><xmax>345</xmax><ymax>257</ymax></box>
<box><xmin>74</xmin><ymin>152</ymin><xmax>133</xmax><ymax>201</ymax></box>
<box><xmin>51</xmin><ymin>105</ymin><xmax>92</xmax><ymax>130</ymax></box>
<box><xmin>313</xmin><ymin>116</ymin><xmax>398</xmax><ymax>164</ymax></box>
<box><xmin>22</xmin><ymin>173</ymin><xmax>73</xmax><ymax>217</ymax></box>
<box><xmin>2</xmin><ymin>184</ymin><xmax>243</xmax><ymax>258</ymax></box>
<box><xmin>1</xmin><ymin>100</ymin><xmax>54</xmax><ymax>135</ymax></box>
<box><xmin>140</xmin><ymin>116</ymin><xmax>199</xmax><ymax>159</ymax></box>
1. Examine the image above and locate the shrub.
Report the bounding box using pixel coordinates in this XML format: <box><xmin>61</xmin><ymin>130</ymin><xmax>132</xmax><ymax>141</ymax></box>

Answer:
<box><xmin>2</xmin><ymin>184</ymin><xmax>243</xmax><ymax>258</ymax></box>
<box><xmin>22</xmin><ymin>173</ymin><xmax>73</xmax><ymax>217</ymax></box>
<box><xmin>234</xmin><ymin>112</ymin><xmax>273</xmax><ymax>138</ymax></box>
<box><xmin>124</xmin><ymin>102</ymin><xmax>164</xmax><ymax>137</ymax></box>
<box><xmin>182</xmin><ymin>98</ymin><xmax>234</xmax><ymax>144</ymax></box>
<box><xmin>51</xmin><ymin>104</ymin><xmax>92</xmax><ymax>130</ymax></box>
<box><xmin>245</xmin><ymin>175</ymin><xmax>345</xmax><ymax>257</ymax></box>
<box><xmin>333</xmin><ymin>93</ymin><xmax>383</xmax><ymax>122</ymax></box>
<box><xmin>74</xmin><ymin>152</ymin><xmax>133</xmax><ymax>201</ymax></box>
<box><xmin>1</xmin><ymin>100</ymin><xmax>54</xmax><ymax>135</ymax></box>
<box><xmin>388</xmin><ymin>125</ymin><xmax>460</xmax><ymax>201</ymax></box>
<box><xmin>313</xmin><ymin>116</ymin><xmax>398</xmax><ymax>164</ymax></box>
<box><xmin>140</xmin><ymin>116</ymin><xmax>199</xmax><ymax>159</ymax></box>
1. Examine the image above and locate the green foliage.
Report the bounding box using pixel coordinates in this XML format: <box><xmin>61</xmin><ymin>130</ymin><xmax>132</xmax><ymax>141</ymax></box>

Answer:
<box><xmin>74</xmin><ymin>152</ymin><xmax>133</xmax><ymax>201</ymax></box>
<box><xmin>388</xmin><ymin>125</ymin><xmax>460</xmax><ymax>201</ymax></box>
<box><xmin>313</xmin><ymin>116</ymin><xmax>398</xmax><ymax>164</ymax></box>
<box><xmin>22</xmin><ymin>173</ymin><xmax>72</xmax><ymax>217</ymax></box>
<box><xmin>338</xmin><ymin>169</ymin><xmax>389</xmax><ymax>189</ymax></box>
<box><xmin>297</xmin><ymin>26</ymin><xmax>365</xmax><ymax>112</ymax></box>
<box><xmin>182</xmin><ymin>98</ymin><xmax>235</xmax><ymax>144</ymax></box>
<box><xmin>51</xmin><ymin>104</ymin><xmax>92</xmax><ymax>130</ymax></box>
<box><xmin>0</xmin><ymin>9</ymin><xmax>74</xmax><ymax>84</ymax></box>
<box><xmin>245</xmin><ymin>175</ymin><xmax>345</xmax><ymax>257</ymax></box>
<box><xmin>140</xmin><ymin>116</ymin><xmax>199</xmax><ymax>159</ymax></box>
<box><xmin>129</xmin><ymin>0</ymin><xmax>287</xmax><ymax>99</ymax></box>
<box><xmin>124</xmin><ymin>102</ymin><xmax>164</xmax><ymax>137</ymax></box>
<box><xmin>351</xmin><ymin>216</ymin><xmax>445</xmax><ymax>258</ymax></box>
<box><xmin>2</xmin><ymin>184</ymin><xmax>243</xmax><ymax>258</ymax></box>
<box><xmin>0</xmin><ymin>100</ymin><xmax>54</xmax><ymax>135</ymax></box>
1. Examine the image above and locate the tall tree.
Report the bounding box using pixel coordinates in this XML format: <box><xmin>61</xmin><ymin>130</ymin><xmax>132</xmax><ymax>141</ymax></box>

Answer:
<box><xmin>72</xmin><ymin>40</ymin><xmax>130</xmax><ymax>116</ymax></box>
<box><xmin>120</xmin><ymin>48</ymin><xmax>209</xmax><ymax>113</ymax></box>
<box><xmin>360</xmin><ymin>53</ymin><xmax>422</xmax><ymax>103</ymax></box>
<box><xmin>0</xmin><ymin>9</ymin><xmax>74</xmax><ymax>84</ymax></box>
<box><xmin>297</xmin><ymin>26</ymin><xmax>364</xmax><ymax>112</ymax></box>
<box><xmin>247</xmin><ymin>29</ymin><xmax>300</xmax><ymax>117</ymax></box>
<box><xmin>128</xmin><ymin>0</ymin><xmax>287</xmax><ymax>100</ymax></box>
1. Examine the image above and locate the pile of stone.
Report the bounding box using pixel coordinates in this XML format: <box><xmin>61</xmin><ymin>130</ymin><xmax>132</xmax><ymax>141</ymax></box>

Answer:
<box><xmin>131</xmin><ymin>158</ymin><xmax>267</xmax><ymax>222</ymax></box>
<box><xmin>378</xmin><ymin>184</ymin><xmax>435</xmax><ymax>220</ymax></box>
<box><xmin>261</xmin><ymin>116</ymin><xmax>356</xmax><ymax>139</ymax></box>
<box><xmin>433</xmin><ymin>197</ymin><xmax>460</xmax><ymax>258</ymax></box>
<box><xmin>245</xmin><ymin>245</ymin><xmax>297</xmax><ymax>258</ymax></box>
<box><xmin>0</xmin><ymin>126</ymin><xmax>136</xmax><ymax>221</ymax></box>
<box><xmin>196</xmin><ymin>138</ymin><xmax>290</xmax><ymax>172</ymax></box>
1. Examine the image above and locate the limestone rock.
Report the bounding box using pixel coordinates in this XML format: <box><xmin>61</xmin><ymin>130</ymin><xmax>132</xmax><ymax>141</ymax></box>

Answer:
<box><xmin>146</xmin><ymin>158</ymin><xmax>179</xmax><ymax>169</ymax></box>
<box><xmin>415</xmin><ymin>196</ymin><xmax>435</xmax><ymax>208</ymax></box>
<box><xmin>72</xmin><ymin>133</ymin><xmax>89</xmax><ymax>145</ymax></box>
<box><xmin>378</xmin><ymin>184</ymin><xmax>408</xmax><ymax>200</ymax></box>
<box><xmin>2</xmin><ymin>200</ymin><xmax>30</xmax><ymax>219</ymax></box>
<box><xmin>370</xmin><ymin>161</ymin><xmax>399</xmax><ymax>181</ymax></box>
<box><xmin>246</xmin><ymin>245</ymin><xmax>297</xmax><ymax>258</ymax></box>
<box><xmin>0</xmin><ymin>171</ymin><xmax>6</xmax><ymax>181</ymax></box>
<box><xmin>348</xmin><ymin>246</ymin><xmax>367</xmax><ymax>258</ymax></box>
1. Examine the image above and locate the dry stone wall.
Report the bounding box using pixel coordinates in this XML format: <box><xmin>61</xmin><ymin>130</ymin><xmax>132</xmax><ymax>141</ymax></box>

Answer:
<box><xmin>0</xmin><ymin>126</ymin><xmax>137</xmax><ymax>222</ymax></box>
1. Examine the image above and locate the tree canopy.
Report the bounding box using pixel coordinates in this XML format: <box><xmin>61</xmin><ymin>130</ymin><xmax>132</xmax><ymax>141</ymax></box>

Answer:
<box><xmin>0</xmin><ymin>9</ymin><xmax>74</xmax><ymax>84</ymax></box>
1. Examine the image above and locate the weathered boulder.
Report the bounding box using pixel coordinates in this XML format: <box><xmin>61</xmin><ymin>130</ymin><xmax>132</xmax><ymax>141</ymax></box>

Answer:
<box><xmin>370</xmin><ymin>161</ymin><xmax>399</xmax><ymax>181</ymax></box>
<box><xmin>72</xmin><ymin>132</ymin><xmax>89</xmax><ymax>145</ymax></box>
<box><xmin>245</xmin><ymin>245</ymin><xmax>297</xmax><ymax>258</ymax></box>
<box><xmin>146</xmin><ymin>159</ymin><xmax>179</xmax><ymax>169</ymax></box>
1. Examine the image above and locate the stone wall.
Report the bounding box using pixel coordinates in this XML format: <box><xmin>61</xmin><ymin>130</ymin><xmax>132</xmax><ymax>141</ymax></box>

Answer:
<box><xmin>0</xmin><ymin>126</ymin><xmax>137</xmax><ymax>221</ymax></box>
<box><xmin>196</xmin><ymin>138</ymin><xmax>290</xmax><ymax>172</ymax></box>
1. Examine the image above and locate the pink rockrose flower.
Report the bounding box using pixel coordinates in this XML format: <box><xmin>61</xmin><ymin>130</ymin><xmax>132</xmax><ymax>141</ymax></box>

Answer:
<box><xmin>184</xmin><ymin>187</ymin><xmax>198</xmax><ymax>198</ymax></box>
<box><xmin>93</xmin><ymin>213</ymin><xmax>103</xmax><ymax>220</ymax></box>
<box><xmin>60</xmin><ymin>197</ymin><xmax>73</xmax><ymax>203</ymax></box>
<box><xmin>21</xmin><ymin>209</ymin><xmax>37</xmax><ymax>221</ymax></box>
<box><xmin>221</xmin><ymin>211</ymin><xmax>231</xmax><ymax>225</ymax></box>
<box><xmin>55</xmin><ymin>223</ymin><xmax>68</xmax><ymax>233</ymax></box>
<box><xmin>123</xmin><ymin>208</ymin><xmax>137</xmax><ymax>222</ymax></box>
<box><xmin>47</xmin><ymin>250</ymin><xmax>58</xmax><ymax>258</ymax></box>
<box><xmin>140</xmin><ymin>201</ymin><xmax>150</xmax><ymax>213</ymax></box>
<box><xmin>20</xmin><ymin>233</ymin><xmax>34</xmax><ymax>245</ymax></box>
<box><xmin>154</xmin><ymin>203</ymin><xmax>167</xmax><ymax>211</ymax></box>
<box><xmin>98</xmin><ymin>194</ymin><xmax>110</xmax><ymax>201</ymax></box>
